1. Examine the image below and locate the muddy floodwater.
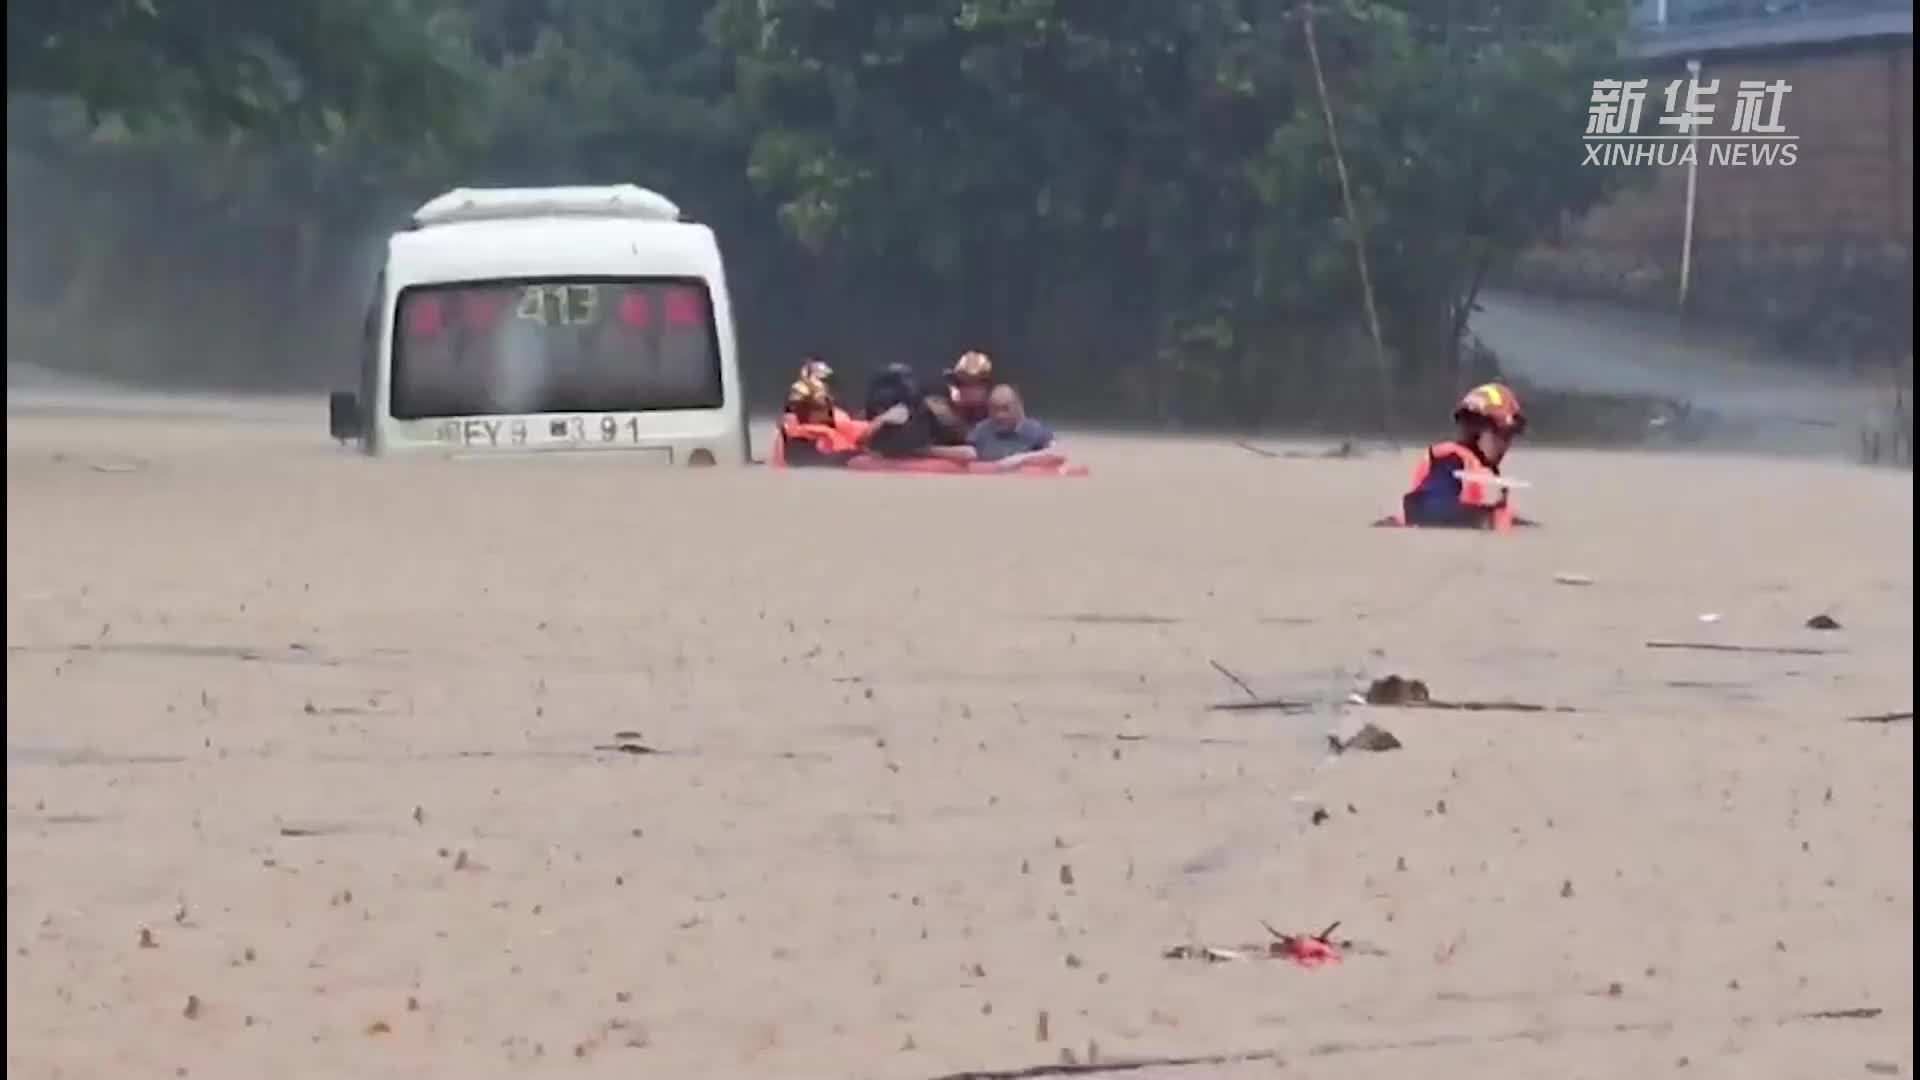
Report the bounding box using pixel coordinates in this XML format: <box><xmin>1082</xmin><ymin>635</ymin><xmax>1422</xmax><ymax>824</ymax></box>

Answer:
<box><xmin>6</xmin><ymin>413</ymin><xmax>1913</xmax><ymax>1080</ymax></box>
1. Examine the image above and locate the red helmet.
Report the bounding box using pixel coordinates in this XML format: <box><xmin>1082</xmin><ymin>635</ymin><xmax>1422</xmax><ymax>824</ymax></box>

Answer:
<box><xmin>1454</xmin><ymin>382</ymin><xmax>1526</xmax><ymax>435</ymax></box>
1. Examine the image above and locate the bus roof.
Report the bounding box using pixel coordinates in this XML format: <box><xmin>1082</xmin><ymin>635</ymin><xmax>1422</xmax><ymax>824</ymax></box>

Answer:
<box><xmin>385</xmin><ymin>214</ymin><xmax>725</xmax><ymax>289</ymax></box>
<box><xmin>412</xmin><ymin>185</ymin><xmax>682</xmax><ymax>228</ymax></box>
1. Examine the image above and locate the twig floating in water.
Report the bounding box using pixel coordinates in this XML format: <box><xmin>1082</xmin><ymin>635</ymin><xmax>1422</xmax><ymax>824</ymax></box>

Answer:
<box><xmin>1420</xmin><ymin>700</ymin><xmax>1576</xmax><ymax>714</ymax></box>
<box><xmin>1645</xmin><ymin>640</ymin><xmax>1837</xmax><ymax>657</ymax></box>
<box><xmin>928</xmin><ymin>1004</ymin><xmax>1888</xmax><ymax>1077</ymax></box>
<box><xmin>593</xmin><ymin>742</ymin><xmax>661</xmax><ymax>755</ymax></box>
<box><xmin>1040</xmin><ymin>613</ymin><xmax>1181</xmax><ymax>625</ymax></box>
<box><xmin>1072</xmin><ymin>732</ymin><xmax>1253</xmax><ymax>747</ymax></box>
<box><xmin>1233</xmin><ymin>440</ymin><xmax>1361</xmax><ymax>460</ymax></box>
<box><xmin>1208</xmin><ymin>660</ymin><xmax>1259</xmax><ymax>700</ymax></box>
<box><xmin>1792</xmin><ymin>1007</ymin><xmax>1883</xmax><ymax>1021</ymax></box>
<box><xmin>928</xmin><ymin>1050</ymin><xmax>1280</xmax><ymax>1079</ymax></box>
<box><xmin>1845</xmin><ymin>711</ymin><xmax>1913</xmax><ymax>725</ymax></box>
<box><xmin>1209</xmin><ymin>697</ymin><xmax>1317</xmax><ymax>714</ymax></box>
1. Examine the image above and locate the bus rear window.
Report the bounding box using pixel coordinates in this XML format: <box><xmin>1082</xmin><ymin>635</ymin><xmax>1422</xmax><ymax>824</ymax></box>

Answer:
<box><xmin>388</xmin><ymin>278</ymin><xmax>724</xmax><ymax>420</ymax></box>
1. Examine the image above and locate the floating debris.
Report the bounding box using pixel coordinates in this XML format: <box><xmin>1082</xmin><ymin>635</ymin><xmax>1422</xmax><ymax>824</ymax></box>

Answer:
<box><xmin>1795</xmin><ymin>1007</ymin><xmax>1882</xmax><ymax>1021</ymax></box>
<box><xmin>1166</xmin><ymin>921</ymin><xmax>1385</xmax><ymax>971</ymax></box>
<box><xmin>1805</xmin><ymin>613</ymin><xmax>1842</xmax><ymax>630</ymax></box>
<box><xmin>1163</xmin><ymin>944</ymin><xmax>1248</xmax><ymax>963</ymax></box>
<box><xmin>1358</xmin><ymin>676</ymin><xmax>1579</xmax><ymax>714</ymax></box>
<box><xmin>1333</xmin><ymin>723</ymin><xmax>1402</xmax><ymax>754</ymax></box>
<box><xmin>1365</xmin><ymin>676</ymin><xmax>1429</xmax><ymax>706</ymax></box>
<box><xmin>1646</xmin><ymin>640</ymin><xmax>1836</xmax><ymax>657</ymax></box>
<box><xmin>1209</xmin><ymin>697</ymin><xmax>1316</xmax><ymax>714</ymax></box>
<box><xmin>277</xmin><ymin>824</ymin><xmax>345</xmax><ymax>838</ymax></box>
<box><xmin>1234</xmin><ymin>440</ymin><xmax>1361</xmax><ymax>460</ymax></box>
<box><xmin>1422</xmin><ymin>699</ymin><xmax>1575</xmax><ymax>714</ymax></box>
<box><xmin>593</xmin><ymin>741</ymin><xmax>661</xmax><ymax>755</ymax></box>
<box><xmin>1208</xmin><ymin>659</ymin><xmax>1259</xmax><ymax>700</ymax></box>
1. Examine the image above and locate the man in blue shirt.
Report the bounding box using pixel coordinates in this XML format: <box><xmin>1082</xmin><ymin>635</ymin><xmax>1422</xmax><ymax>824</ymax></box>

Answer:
<box><xmin>968</xmin><ymin>384</ymin><xmax>1060</xmax><ymax>468</ymax></box>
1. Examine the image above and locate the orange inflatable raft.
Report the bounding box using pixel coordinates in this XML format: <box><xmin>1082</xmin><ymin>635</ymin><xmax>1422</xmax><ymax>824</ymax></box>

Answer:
<box><xmin>844</xmin><ymin>453</ymin><xmax>1089</xmax><ymax>477</ymax></box>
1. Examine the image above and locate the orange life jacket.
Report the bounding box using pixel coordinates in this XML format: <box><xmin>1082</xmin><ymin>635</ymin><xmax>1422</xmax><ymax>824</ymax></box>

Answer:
<box><xmin>769</xmin><ymin>409</ymin><xmax>867</xmax><ymax>467</ymax></box>
<box><xmin>1395</xmin><ymin>440</ymin><xmax>1514</xmax><ymax>530</ymax></box>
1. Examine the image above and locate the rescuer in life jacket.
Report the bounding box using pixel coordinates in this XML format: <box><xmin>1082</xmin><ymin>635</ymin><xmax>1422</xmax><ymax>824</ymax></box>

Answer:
<box><xmin>944</xmin><ymin>351</ymin><xmax>996</xmax><ymax>429</ymax></box>
<box><xmin>1391</xmin><ymin>382</ymin><xmax>1529</xmax><ymax>530</ymax></box>
<box><xmin>770</xmin><ymin>374</ymin><xmax>869</xmax><ymax>468</ymax></box>
<box><xmin>798</xmin><ymin>356</ymin><xmax>836</xmax><ymax>389</ymax></box>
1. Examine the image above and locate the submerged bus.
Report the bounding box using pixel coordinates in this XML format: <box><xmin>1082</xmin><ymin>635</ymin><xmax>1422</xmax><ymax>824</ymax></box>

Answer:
<box><xmin>328</xmin><ymin>185</ymin><xmax>750</xmax><ymax>465</ymax></box>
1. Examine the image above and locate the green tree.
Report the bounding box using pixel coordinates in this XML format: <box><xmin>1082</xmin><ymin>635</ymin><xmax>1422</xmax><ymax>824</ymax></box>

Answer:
<box><xmin>1261</xmin><ymin>0</ymin><xmax>1627</xmax><ymax>373</ymax></box>
<box><xmin>714</xmin><ymin>0</ymin><xmax>1628</xmax><ymax>423</ymax></box>
<box><xmin>8</xmin><ymin>0</ymin><xmax>472</xmax><ymax>143</ymax></box>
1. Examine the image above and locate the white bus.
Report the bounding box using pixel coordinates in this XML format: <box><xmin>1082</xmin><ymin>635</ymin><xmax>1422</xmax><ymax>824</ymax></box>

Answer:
<box><xmin>328</xmin><ymin>185</ymin><xmax>750</xmax><ymax>465</ymax></box>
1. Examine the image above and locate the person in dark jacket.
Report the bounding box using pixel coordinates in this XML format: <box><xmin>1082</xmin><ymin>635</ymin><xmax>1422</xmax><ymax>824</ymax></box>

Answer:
<box><xmin>861</xmin><ymin>363</ymin><xmax>976</xmax><ymax>462</ymax></box>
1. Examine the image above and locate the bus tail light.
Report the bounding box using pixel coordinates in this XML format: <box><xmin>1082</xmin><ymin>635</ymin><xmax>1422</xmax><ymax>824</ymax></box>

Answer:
<box><xmin>664</xmin><ymin>287</ymin><xmax>706</xmax><ymax>329</ymax></box>
<box><xmin>461</xmin><ymin>292</ymin><xmax>506</xmax><ymax>330</ymax></box>
<box><xmin>617</xmin><ymin>291</ymin><xmax>652</xmax><ymax>329</ymax></box>
<box><xmin>405</xmin><ymin>297</ymin><xmax>445</xmax><ymax>337</ymax></box>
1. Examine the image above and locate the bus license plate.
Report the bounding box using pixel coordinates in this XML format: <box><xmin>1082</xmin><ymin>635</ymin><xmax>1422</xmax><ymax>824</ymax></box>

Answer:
<box><xmin>438</xmin><ymin>416</ymin><xmax>651</xmax><ymax>448</ymax></box>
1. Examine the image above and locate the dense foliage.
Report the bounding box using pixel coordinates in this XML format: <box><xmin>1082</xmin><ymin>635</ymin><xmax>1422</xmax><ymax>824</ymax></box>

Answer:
<box><xmin>7</xmin><ymin>0</ymin><xmax>1627</xmax><ymax>429</ymax></box>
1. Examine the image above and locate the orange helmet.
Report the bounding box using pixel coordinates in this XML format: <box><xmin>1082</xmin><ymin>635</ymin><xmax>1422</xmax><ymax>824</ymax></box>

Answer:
<box><xmin>799</xmin><ymin>358</ymin><xmax>833</xmax><ymax>384</ymax></box>
<box><xmin>786</xmin><ymin>376</ymin><xmax>831</xmax><ymax>408</ymax></box>
<box><xmin>948</xmin><ymin>350</ymin><xmax>993</xmax><ymax>384</ymax></box>
<box><xmin>1454</xmin><ymin>382</ymin><xmax>1526</xmax><ymax>434</ymax></box>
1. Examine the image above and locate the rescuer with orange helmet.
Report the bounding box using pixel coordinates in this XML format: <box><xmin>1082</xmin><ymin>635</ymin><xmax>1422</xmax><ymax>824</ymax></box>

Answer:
<box><xmin>1394</xmin><ymin>382</ymin><xmax>1528</xmax><ymax>530</ymax></box>
<box><xmin>798</xmin><ymin>356</ymin><xmax>835</xmax><ymax>388</ymax></box>
<box><xmin>944</xmin><ymin>350</ymin><xmax>996</xmax><ymax>427</ymax></box>
<box><xmin>771</xmin><ymin>373</ymin><xmax>868</xmax><ymax>467</ymax></box>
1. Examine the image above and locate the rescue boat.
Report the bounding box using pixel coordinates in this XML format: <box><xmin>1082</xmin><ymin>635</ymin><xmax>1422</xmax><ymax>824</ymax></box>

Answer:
<box><xmin>843</xmin><ymin>455</ymin><xmax>1088</xmax><ymax>477</ymax></box>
